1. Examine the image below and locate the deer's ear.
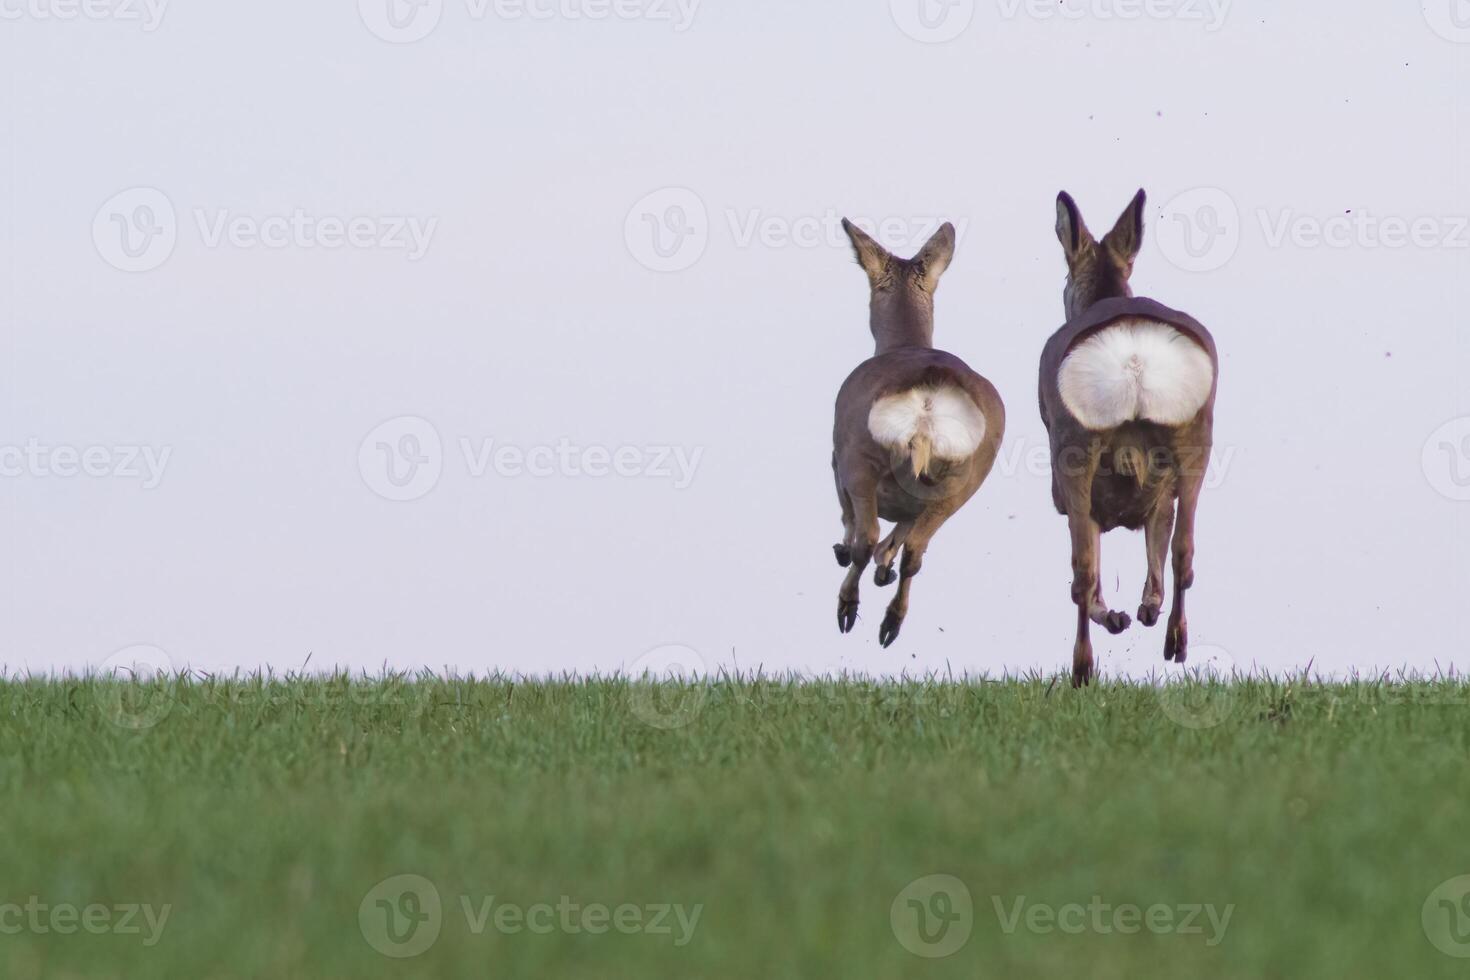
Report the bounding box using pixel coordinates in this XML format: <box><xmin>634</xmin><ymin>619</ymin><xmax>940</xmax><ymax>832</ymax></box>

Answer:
<box><xmin>1055</xmin><ymin>191</ymin><xmax>1092</xmax><ymax>263</ymax></box>
<box><xmin>1102</xmin><ymin>188</ymin><xmax>1146</xmax><ymax>264</ymax></box>
<box><xmin>913</xmin><ymin>222</ymin><xmax>956</xmax><ymax>289</ymax></box>
<box><xmin>842</xmin><ymin>218</ymin><xmax>891</xmax><ymax>282</ymax></box>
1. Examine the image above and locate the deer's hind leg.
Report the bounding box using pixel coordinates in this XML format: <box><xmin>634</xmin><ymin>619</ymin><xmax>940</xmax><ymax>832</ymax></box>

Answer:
<box><xmin>1164</xmin><ymin>460</ymin><xmax>1206</xmax><ymax>663</ymax></box>
<box><xmin>873</xmin><ymin>521</ymin><xmax>912</xmax><ymax>587</ymax></box>
<box><xmin>837</xmin><ymin>492</ymin><xmax>879</xmax><ymax>634</ymax></box>
<box><xmin>878</xmin><ymin>506</ymin><xmax>953</xmax><ymax>648</ymax></box>
<box><xmin>1138</xmin><ymin>498</ymin><xmax>1175</xmax><ymax>628</ymax></box>
<box><xmin>833</xmin><ymin>460</ymin><xmax>855</xmax><ymax>568</ymax></box>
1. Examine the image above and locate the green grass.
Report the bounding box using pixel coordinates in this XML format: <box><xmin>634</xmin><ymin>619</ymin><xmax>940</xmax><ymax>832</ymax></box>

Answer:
<box><xmin>3</xmin><ymin>673</ymin><xmax>1470</xmax><ymax>978</ymax></box>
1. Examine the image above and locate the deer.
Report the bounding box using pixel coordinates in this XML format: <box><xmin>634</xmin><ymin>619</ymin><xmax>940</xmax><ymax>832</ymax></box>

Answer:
<box><xmin>1039</xmin><ymin>189</ymin><xmax>1219</xmax><ymax>687</ymax></box>
<box><xmin>831</xmin><ymin>220</ymin><xmax>1006</xmax><ymax>647</ymax></box>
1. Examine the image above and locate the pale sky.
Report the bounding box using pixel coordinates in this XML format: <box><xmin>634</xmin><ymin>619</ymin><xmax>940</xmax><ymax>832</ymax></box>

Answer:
<box><xmin>2</xmin><ymin>0</ymin><xmax>1467</xmax><ymax>680</ymax></box>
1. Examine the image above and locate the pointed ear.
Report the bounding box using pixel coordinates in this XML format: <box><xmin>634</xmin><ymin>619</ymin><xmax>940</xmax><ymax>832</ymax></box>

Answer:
<box><xmin>913</xmin><ymin>222</ymin><xmax>956</xmax><ymax>289</ymax></box>
<box><xmin>841</xmin><ymin>218</ymin><xmax>891</xmax><ymax>282</ymax></box>
<box><xmin>1101</xmin><ymin>188</ymin><xmax>1146</xmax><ymax>264</ymax></box>
<box><xmin>1055</xmin><ymin>191</ymin><xmax>1093</xmax><ymax>263</ymax></box>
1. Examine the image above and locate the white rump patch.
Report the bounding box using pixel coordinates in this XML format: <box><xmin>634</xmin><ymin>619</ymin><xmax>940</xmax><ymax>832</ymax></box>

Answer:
<box><xmin>867</xmin><ymin>385</ymin><xmax>987</xmax><ymax>460</ymax></box>
<box><xmin>1058</xmin><ymin>318</ymin><xmax>1215</xmax><ymax>430</ymax></box>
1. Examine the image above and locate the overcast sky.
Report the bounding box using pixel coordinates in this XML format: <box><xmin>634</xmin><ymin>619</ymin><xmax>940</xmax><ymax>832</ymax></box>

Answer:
<box><xmin>2</xmin><ymin>0</ymin><xmax>1467</xmax><ymax>681</ymax></box>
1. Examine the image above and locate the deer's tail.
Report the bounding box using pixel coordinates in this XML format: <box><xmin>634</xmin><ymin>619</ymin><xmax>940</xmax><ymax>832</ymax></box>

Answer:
<box><xmin>868</xmin><ymin>384</ymin><xmax>987</xmax><ymax>479</ymax></box>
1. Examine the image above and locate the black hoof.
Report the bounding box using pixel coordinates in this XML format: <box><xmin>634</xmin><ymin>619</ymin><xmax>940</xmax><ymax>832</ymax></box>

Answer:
<box><xmin>833</xmin><ymin>544</ymin><xmax>852</xmax><ymax>568</ymax></box>
<box><xmin>1164</xmin><ymin>622</ymin><xmax>1188</xmax><ymax>662</ymax></box>
<box><xmin>837</xmin><ymin>599</ymin><xmax>858</xmax><ymax>634</ymax></box>
<box><xmin>874</xmin><ymin>564</ymin><xmax>895</xmax><ymax>587</ymax></box>
<box><xmin>1137</xmin><ymin>603</ymin><xmax>1160</xmax><ymax>628</ymax></box>
<box><xmin>879</xmin><ymin>610</ymin><xmax>903</xmax><ymax>648</ymax></box>
<box><xmin>1103</xmin><ymin>610</ymin><xmax>1131</xmax><ymax>635</ymax></box>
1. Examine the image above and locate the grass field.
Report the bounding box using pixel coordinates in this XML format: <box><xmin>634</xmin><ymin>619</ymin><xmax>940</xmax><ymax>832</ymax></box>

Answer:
<box><xmin>4</xmin><ymin>673</ymin><xmax>1470</xmax><ymax>978</ymax></box>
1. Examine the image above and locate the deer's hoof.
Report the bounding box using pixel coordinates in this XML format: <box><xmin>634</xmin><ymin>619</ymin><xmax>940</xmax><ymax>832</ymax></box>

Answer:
<box><xmin>833</xmin><ymin>544</ymin><xmax>852</xmax><ymax>568</ymax></box>
<box><xmin>874</xmin><ymin>564</ymin><xmax>895</xmax><ymax>587</ymax></box>
<box><xmin>1137</xmin><ymin>602</ymin><xmax>1161</xmax><ymax>628</ymax></box>
<box><xmin>1103</xmin><ymin>610</ymin><xmax>1132</xmax><ymax>635</ymax></box>
<box><xmin>1071</xmin><ymin>667</ymin><xmax>1093</xmax><ymax>689</ymax></box>
<box><xmin>837</xmin><ymin>598</ymin><xmax>859</xmax><ymax>634</ymax></box>
<box><xmin>878</xmin><ymin>610</ymin><xmax>903</xmax><ymax>648</ymax></box>
<box><xmin>1164</xmin><ymin>621</ymin><xmax>1188</xmax><ymax>662</ymax></box>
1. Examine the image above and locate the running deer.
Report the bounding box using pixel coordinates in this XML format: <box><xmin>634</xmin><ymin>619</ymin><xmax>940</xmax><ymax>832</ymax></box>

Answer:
<box><xmin>1040</xmin><ymin>189</ymin><xmax>1219</xmax><ymax>687</ymax></box>
<box><xmin>831</xmin><ymin>220</ymin><xmax>1005</xmax><ymax>646</ymax></box>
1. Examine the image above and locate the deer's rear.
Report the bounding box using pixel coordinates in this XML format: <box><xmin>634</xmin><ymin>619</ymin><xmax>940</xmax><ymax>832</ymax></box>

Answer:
<box><xmin>830</xmin><ymin>220</ymin><xmax>1005</xmax><ymax>648</ymax></box>
<box><xmin>1041</xmin><ymin>191</ymin><xmax>1220</xmax><ymax>687</ymax></box>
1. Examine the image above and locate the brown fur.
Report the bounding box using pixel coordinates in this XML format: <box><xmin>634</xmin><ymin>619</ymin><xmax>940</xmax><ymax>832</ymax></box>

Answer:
<box><xmin>1039</xmin><ymin>190</ymin><xmax>1220</xmax><ymax>687</ymax></box>
<box><xmin>831</xmin><ymin>220</ymin><xmax>1006</xmax><ymax>647</ymax></box>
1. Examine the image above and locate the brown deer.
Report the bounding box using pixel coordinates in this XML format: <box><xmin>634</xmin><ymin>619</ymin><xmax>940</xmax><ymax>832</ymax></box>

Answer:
<box><xmin>832</xmin><ymin>220</ymin><xmax>1006</xmax><ymax>647</ymax></box>
<box><xmin>1039</xmin><ymin>190</ymin><xmax>1219</xmax><ymax>687</ymax></box>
